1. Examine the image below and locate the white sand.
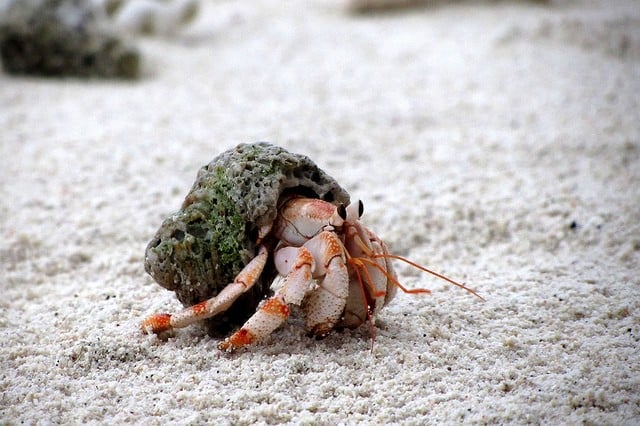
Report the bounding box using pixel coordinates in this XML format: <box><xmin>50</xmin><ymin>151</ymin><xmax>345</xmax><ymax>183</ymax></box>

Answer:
<box><xmin>1</xmin><ymin>0</ymin><xmax>639</xmax><ymax>424</ymax></box>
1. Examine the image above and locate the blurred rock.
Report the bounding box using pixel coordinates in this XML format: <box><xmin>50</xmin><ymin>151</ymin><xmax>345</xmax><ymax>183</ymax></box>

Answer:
<box><xmin>110</xmin><ymin>0</ymin><xmax>199</xmax><ymax>37</ymax></box>
<box><xmin>347</xmin><ymin>0</ymin><xmax>549</xmax><ymax>14</ymax></box>
<box><xmin>0</xmin><ymin>0</ymin><xmax>140</xmax><ymax>78</ymax></box>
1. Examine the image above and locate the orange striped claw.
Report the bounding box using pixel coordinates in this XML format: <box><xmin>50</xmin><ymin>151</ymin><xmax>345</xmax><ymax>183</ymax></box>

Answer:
<box><xmin>141</xmin><ymin>313</ymin><xmax>173</xmax><ymax>335</ymax></box>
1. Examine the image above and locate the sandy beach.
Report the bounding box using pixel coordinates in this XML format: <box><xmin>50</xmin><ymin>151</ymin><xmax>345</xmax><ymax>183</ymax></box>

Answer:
<box><xmin>1</xmin><ymin>0</ymin><xmax>639</xmax><ymax>423</ymax></box>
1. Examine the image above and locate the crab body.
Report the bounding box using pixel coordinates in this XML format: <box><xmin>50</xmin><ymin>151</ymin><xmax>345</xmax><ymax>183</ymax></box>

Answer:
<box><xmin>142</xmin><ymin>142</ymin><xmax>482</xmax><ymax>351</ymax></box>
<box><xmin>143</xmin><ymin>195</ymin><xmax>402</xmax><ymax>351</ymax></box>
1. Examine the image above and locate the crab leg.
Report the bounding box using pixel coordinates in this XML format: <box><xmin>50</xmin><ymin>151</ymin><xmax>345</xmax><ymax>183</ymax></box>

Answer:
<box><xmin>217</xmin><ymin>245</ymin><xmax>315</xmax><ymax>351</ymax></box>
<box><xmin>141</xmin><ymin>245</ymin><xmax>269</xmax><ymax>335</ymax></box>
<box><xmin>218</xmin><ymin>231</ymin><xmax>348</xmax><ymax>351</ymax></box>
<box><xmin>302</xmin><ymin>234</ymin><xmax>349</xmax><ymax>337</ymax></box>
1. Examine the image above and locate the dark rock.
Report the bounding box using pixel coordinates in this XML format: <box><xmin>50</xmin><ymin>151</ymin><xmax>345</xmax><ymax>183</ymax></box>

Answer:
<box><xmin>0</xmin><ymin>0</ymin><xmax>139</xmax><ymax>78</ymax></box>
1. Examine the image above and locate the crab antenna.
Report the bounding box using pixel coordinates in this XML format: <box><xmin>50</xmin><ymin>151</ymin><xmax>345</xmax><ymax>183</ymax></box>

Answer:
<box><xmin>348</xmin><ymin>257</ymin><xmax>387</xmax><ymax>298</ymax></box>
<box><xmin>349</xmin><ymin>230</ymin><xmax>482</xmax><ymax>300</ymax></box>
<box><xmin>372</xmin><ymin>253</ymin><xmax>485</xmax><ymax>301</ymax></box>
<box><xmin>352</xmin><ymin>232</ymin><xmax>373</xmax><ymax>256</ymax></box>
<box><xmin>350</xmin><ymin>262</ymin><xmax>377</xmax><ymax>353</ymax></box>
<box><xmin>347</xmin><ymin>226</ymin><xmax>483</xmax><ymax>300</ymax></box>
<box><xmin>356</xmin><ymin>257</ymin><xmax>431</xmax><ymax>295</ymax></box>
<box><xmin>349</xmin><ymin>233</ymin><xmax>432</xmax><ymax>296</ymax></box>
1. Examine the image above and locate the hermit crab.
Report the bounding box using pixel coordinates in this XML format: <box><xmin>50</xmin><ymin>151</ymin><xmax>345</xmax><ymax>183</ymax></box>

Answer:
<box><xmin>142</xmin><ymin>142</ymin><xmax>482</xmax><ymax>351</ymax></box>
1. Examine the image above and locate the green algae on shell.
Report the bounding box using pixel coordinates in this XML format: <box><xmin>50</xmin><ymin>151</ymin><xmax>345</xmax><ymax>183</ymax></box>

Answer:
<box><xmin>145</xmin><ymin>142</ymin><xmax>350</xmax><ymax>336</ymax></box>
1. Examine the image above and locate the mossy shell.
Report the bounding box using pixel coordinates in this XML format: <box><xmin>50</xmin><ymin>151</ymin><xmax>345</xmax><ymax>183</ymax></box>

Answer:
<box><xmin>145</xmin><ymin>142</ymin><xmax>350</xmax><ymax>336</ymax></box>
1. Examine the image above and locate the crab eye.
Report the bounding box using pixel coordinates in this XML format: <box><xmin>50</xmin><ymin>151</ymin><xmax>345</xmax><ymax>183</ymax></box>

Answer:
<box><xmin>358</xmin><ymin>200</ymin><xmax>364</xmax><ymax>218</ymax></box>
<box><xmin>337</xmin><ymin>204</ymin><xmax>347</xmax><ymax>220</ymax></box>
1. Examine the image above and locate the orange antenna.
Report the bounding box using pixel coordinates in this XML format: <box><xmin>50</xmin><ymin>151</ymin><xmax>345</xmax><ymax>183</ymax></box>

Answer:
<box><xmin>349</xmin><ymin>229</ymin><xmax>483</xmax><ymax>300</ymax></box>
<box><xmin>348</xmin><ymin>261</ymin><xmax>377</xmax><ymax>353</ymax></box>
<box><xmin>355</xmin><ymin>256</ymin><xmax>432</xmax><ymax>296</ymax></box>
<box><xmin>348</xmin><ymin>257</ymin><xmax>388</xmax><ymax>298</ymax></box>
<box><xmin>371</xmin><ymin>253</ymin><xmax>485</xmax><ymax>301</ymax></box>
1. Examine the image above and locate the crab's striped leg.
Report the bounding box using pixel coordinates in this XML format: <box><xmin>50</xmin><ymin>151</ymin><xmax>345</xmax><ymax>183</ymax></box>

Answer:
<box><xmin>141</xmin><ymin>245</ymin><xmax>269</xmax><ymax>336</ymax></box>
<box><xmin>217</xmin><ymin>244</ymin><xmax>316</xmax><ymax>351</ymax></box>
<box><xmin>218</xmin><ymin>231</ymin><xmax>348</xmax><ymax>351</ymax></box>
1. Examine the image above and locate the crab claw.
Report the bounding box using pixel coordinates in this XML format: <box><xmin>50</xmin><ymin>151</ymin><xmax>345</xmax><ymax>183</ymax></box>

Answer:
<box><xmin>217</xmin><ymin>329</ymin><xmax>256</xmax><ymax>352</ymax></box>
<box><xmin>141</xmin><ymin>313</ymin><xmax>173</xmax><ymax>335</ymax></box>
